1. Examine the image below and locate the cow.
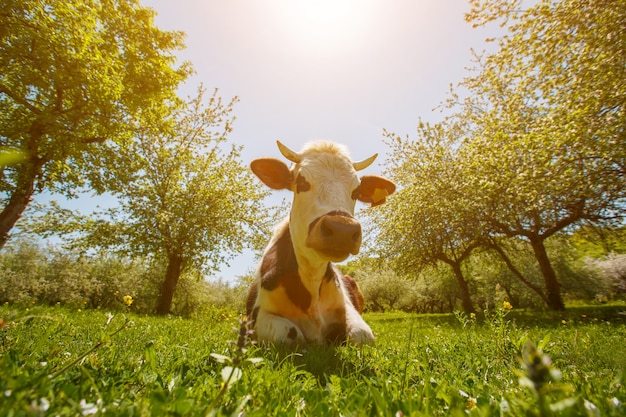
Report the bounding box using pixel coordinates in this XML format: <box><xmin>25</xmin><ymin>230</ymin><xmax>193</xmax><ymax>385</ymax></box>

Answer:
<box><xmin>246</xmin><ymin>140</ymin><xmax>396</xmax><ymax>345</ymax></box>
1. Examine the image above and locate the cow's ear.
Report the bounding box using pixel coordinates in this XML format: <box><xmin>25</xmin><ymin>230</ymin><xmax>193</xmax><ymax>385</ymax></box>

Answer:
<box><xmin>251</xmin><ymin>158</ymin><xmax>292</xmax><ymax>190</ymax></box>
<box><xmin>356</xmin><ymin>175</ymin><xmax>396</xmax><ymax>207</ymax></box>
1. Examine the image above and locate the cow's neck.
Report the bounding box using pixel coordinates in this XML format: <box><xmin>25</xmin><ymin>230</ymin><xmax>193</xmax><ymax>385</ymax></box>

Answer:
<box><xmin>296</xmin><ymin>254</ymin><xmax>329</xmax><ymax>292</ymax></box>
<box><xmin>290</xmin><ymin>232</ymin><xmax>332</xmax><ymax>307</ymax></box>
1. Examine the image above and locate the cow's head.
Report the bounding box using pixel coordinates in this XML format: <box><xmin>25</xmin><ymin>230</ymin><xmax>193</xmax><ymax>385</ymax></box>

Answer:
<box><xmin>251</xmin><ymin>140</ymin><xmax>396</xmax><ymax>265</ymax></box>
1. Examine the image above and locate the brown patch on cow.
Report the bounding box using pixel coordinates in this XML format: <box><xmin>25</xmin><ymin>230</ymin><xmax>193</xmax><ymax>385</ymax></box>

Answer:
<box><xmin>323</xmin><ymin>263</ymin><xmax>336</xmax><ymax>283</ymax></box>
<box><xmin>342</xmin><ymin>275</ymin><xmax>365</xmax><ymax>314</ymax></box>
<box><xmin>260</xmin><ymin>225</ymin><xmax>298</xmax><ymax>290</ymax></box>
<box><xmin>259</xmin><ymin>223</ymin><xmax>311</xmax><ymax>313</ymax></box>
<box><xmin>295</xmin><ymin>174</ymin><xmax>311</xmax><ymax>193</ymax></box>
<box><xmin>246</xmin><ymin>283</ymin><xmax>258</xmax><ymax>317</ymax></box>
<box><xmin>282</xmin><ymin>271</ymin><xmax>311</xmax><ymax>312</ymax></box>
<box><xmin>251</xmin><ymin>306</ymin><xmax>260</xmax><ymax>325</ymax></box>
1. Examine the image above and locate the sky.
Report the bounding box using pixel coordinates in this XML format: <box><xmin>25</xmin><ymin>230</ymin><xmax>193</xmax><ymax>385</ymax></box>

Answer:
<box><xmin>42</xmin><ymin>0</ymin><xmax>498</xmax><ymax>282</ymax></box>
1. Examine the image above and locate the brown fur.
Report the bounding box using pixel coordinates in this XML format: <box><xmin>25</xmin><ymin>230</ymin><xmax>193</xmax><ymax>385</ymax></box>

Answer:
<box><xmin>341</xmin><ymin>275</ymin><xmax>365</xmax><ymax>313</ymax></box>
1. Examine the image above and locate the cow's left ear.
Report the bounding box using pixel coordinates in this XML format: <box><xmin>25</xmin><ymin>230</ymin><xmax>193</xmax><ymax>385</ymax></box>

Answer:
<box><xmin>250</xmin><ymin>158</ymin><xmax>292</xmax><ymax>190</ymax></box>
<box><xmin>355</xmin><ymin>175</ymin><xmax>396</xmax><ymax>207</ymax></box>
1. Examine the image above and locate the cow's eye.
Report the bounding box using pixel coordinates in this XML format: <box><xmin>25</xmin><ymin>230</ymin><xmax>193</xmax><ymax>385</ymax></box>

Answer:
<box><xmin>296</xmin><ymin>174</ymin><xmax>311</xmax><ymax>193</ymax></box>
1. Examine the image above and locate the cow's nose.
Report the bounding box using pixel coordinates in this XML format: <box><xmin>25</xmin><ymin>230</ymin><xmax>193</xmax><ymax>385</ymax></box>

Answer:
<box><xmin>319</xmin><ymin>215</ymin><xmax>361</xmax><ymax>243</ymax></box>
<box><xmin>306</xmin><ymin>213</ymin><xmax>362</xmax><ymax>261</ymax></box>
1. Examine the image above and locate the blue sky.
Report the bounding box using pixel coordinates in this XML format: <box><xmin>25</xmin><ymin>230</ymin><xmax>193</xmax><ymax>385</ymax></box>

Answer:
<box><xmin>40</xmin><ymin>1</ymin><xmax>498</xmax><ymax>282</ymax></box>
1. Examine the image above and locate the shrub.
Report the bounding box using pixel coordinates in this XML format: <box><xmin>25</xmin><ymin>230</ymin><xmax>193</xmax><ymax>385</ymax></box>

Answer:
<box><xmin>0</xmin><ymin>238</ymin><xmax>161</xmax><ymax>312</ymax></box>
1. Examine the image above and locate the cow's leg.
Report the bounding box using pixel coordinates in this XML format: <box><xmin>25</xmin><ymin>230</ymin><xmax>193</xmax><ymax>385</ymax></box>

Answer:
<box><xmin>345</xmin><ymin>305</ymin><xmax>375</xmax><ymax>345</ymax></box>
<box><xmin>254</xmin><ymin>310</ymin><xmax>305</xmax><ymax>345</ymax></box>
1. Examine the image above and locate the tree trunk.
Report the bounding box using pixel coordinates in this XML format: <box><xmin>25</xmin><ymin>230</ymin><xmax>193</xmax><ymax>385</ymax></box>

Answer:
<box><xmin>156</xmin><ymin>253</ymin><xmax>184</xmax><ymax>315</ymax></box>
<box><xmin>0</xmin><ymin>161</ymin><xmax>41</xmax><ymax>249</ymax></box>
<box><xmin>529</xmin><ymin>236</ymin><xmax>565</xmax><ymax>311</ymax></box>
<box><xmin>488</xmin><ymin>241</ymin><xmax>549</xmax><ymax>304</ymax></box>
<box><xmin>451</xmin><ymin>262</ymin><xmax>475</xmax><ymax>314</ymax></box>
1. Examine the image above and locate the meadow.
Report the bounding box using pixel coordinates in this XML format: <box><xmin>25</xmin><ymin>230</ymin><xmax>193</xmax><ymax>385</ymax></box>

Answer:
<box><xmin>1</xmin><ymin>303</ymin><xmax>625</xmax><ymax>416</ymax></box>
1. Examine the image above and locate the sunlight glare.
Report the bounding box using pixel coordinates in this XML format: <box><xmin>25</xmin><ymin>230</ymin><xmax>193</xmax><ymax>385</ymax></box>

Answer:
<box><xmin>294</xmin><ymin>0</ymin><xmax>359</xmax><ymax>25</ymax></box>
<box><xmin>278</xmin><ymin>0</ymin><xmax>378</xmax><ymax>53</ymax></box>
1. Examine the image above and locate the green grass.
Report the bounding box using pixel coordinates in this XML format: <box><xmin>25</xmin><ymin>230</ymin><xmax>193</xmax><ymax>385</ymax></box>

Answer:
<box><xmin>1</xmin><ymin>303</ymin><xmax>625</xmax><ymax>416</ymax></box>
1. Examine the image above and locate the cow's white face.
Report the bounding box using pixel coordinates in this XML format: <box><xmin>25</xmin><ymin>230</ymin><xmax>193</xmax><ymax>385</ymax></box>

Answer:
<box><xmin>251</xmin><ymin>140</ymin><xmax>396</xmax><ymax>267</ymax></box>
<box><xmin>289</xmin><ymin>145</ymin><xmax>361</xmax><ymax>264</ymax></box>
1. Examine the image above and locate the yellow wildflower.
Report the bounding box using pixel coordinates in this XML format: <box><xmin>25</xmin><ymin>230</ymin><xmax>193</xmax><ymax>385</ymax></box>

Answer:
<box><xmin>470</xmin><ymin>313</ymin><xmax>476</xmax><ymax>319</ymax></box>
<box><xmin>503</xmin><ymin>301</ymin><xmax>513</xmax><ymax>310</ymax></box>
<box><xmin>466</xmin><ymin>398</ymin><xmax>477</xmax><ymax>409</ymax></box>
<box><xmin>123</xmin><ymin>295</ymin><xmax>134</xmax><ymax>307</ymax></box>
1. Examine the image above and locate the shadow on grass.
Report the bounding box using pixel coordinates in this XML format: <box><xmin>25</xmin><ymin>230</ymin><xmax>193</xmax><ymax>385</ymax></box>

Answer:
<box><xmin>257</xmin><ymin>342</ymin><xmax>377</xmax><ymax>385</ymax></box>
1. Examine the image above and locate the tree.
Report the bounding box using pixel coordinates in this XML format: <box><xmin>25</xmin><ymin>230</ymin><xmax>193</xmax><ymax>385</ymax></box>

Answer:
<box><xmin>448</xmin><ymin>0</ymin><xmax>626</xmax><ymax>310</ymax></box>
<box><xmin>0</xmin><ymin>0</ymin><xmax>190</xmax><ymax>248</ymax></box>
<box><xmin>369</xmin><ymin>123</ymin><xmax>483</xmax><ymax>313</ymax></box>
<box><xmin>28</xmin><ymin>88</ymin><xmax>272</xmax><ymax>314</ymax></box>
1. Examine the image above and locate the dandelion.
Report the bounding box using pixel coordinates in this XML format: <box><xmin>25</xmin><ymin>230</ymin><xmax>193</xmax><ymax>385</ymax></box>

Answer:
<box><xmin>470</xmin><ymin>312</ymin><xmax>476</xmax><ymax>319</ymax></box>
<box><xmin>123</xmin><ymin>295</ymin><xmax>133</xmax><ymax>307</ymax></box>
<box><xmin>503</xmin><ymin>301</ymin><xmax>513</xmax><ymax>310</ymax></box>
<box><xmin>466</xmin><ymin>397</ymin><xmax>477</xmax><ymax>409</ymax></box>
<box><xmin>561</xmin><ymin>319</ymin><xmax>567</xmax><ymax>325</ymax></box>
<box><xmin>77</xmin><ymin>309</ymin><xmax>81</xmax><ymax>312</ymax></box>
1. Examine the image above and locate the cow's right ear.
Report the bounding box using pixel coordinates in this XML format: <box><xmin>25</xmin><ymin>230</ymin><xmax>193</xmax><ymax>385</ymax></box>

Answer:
<box><xmin>250</xmin><ymin>158</ymin><xmax>292</xmax><ymax>190</ymax></box>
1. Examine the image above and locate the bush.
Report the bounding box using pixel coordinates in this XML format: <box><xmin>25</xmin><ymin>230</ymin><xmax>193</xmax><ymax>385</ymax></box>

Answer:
<box><xmin>0</xmin><ymin>238</ymin><xmax>161</xmax><ymax>312</ymax></box>
<box><xmin>583</xmin><ymin>253</ymin><xmax>626</xmax><ymax>300</ymax></box>
<box><xmin>355</xmin><ymin>266</ymin><xmax>457</xmax><ymax>313</ymax></box>
<box><xmin>0</xmin><ymin>238</ymin><xmax>254</xmax><ymax>317</ymax></box>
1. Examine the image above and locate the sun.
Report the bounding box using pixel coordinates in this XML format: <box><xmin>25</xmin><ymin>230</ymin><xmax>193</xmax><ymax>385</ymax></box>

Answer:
<box><xmin>293</xmin><ymin>0</ymin><xmax>360</xmax><ymax>25</ymax></box>
<box><xmin>277</xmin><ymin>0</ymin><xmax>378</xmax><ymax>53</ymax></box>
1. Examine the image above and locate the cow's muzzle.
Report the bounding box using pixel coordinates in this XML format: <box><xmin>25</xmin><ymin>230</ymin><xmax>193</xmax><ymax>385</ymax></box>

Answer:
<box><xmin>306</xmin><ymin>211</ymin><xmax>362</xmax><ymax>261</ymax></box>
